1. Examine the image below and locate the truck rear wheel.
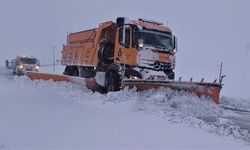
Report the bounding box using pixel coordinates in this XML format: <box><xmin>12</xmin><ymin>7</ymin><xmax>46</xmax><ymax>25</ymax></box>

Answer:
<box><xmin>105</xmin><ymin>65</ymin><xmax>121</xmax><ymax>92</ymax></box>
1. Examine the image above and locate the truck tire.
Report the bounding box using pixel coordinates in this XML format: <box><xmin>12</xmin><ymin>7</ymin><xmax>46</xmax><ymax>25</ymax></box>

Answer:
<box><xmin>98</xmin><ymin>40</ymin><xmax>114</xmax><ymax>64</ymax></box>
<box><xmin>105</xmin><ymin>65</ymin><xmax>121</xmax><ymax>92</ymax></box>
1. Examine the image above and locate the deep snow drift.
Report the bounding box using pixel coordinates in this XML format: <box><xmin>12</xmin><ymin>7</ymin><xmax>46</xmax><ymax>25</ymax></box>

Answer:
<box><xmin>0</xmin><ymin>68</ymin><xmax>249</xmax><ymax>149</ymax></box>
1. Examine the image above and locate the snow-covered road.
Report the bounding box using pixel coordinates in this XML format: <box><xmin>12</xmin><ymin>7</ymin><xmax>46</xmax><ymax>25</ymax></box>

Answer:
<box><xmin>0</xmin><ymin>67</ymin><xmax>249</xmax><ymax>149</ymax></box>
<box><xmin>201</xmin><ymin>109</ymin><xmax>250</xmax><ymax>143</ymax></box>
<box><xmin>223</xmin><ymin>108</ymin><xmax>250</xmax><ymax>135</ymax></box>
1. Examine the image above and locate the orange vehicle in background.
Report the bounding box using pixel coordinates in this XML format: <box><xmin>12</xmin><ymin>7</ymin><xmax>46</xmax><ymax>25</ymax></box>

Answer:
<box><xmin>62</xmin><ymin>17</ymin><xmax>177</xmax><ymax>91</ymax></box>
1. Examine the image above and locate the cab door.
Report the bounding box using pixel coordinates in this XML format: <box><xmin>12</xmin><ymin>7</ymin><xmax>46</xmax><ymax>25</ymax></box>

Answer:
<box><xmin>114</xmin><ymin>26</ymin><xmax>138</xmax><ymax>66</ymax></box>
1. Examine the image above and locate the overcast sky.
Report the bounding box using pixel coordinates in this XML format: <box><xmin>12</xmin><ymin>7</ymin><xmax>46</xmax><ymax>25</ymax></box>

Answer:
<box><xmin>1</xmin><ymin>0</ymin><xmax>250</xmax><ymax>98</ymax></box>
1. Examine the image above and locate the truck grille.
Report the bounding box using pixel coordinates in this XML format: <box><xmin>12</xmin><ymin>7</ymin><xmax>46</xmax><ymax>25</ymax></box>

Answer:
<box><xmin>25</xmin><ymin>66</ymin><xmax>33</xmax><ymax>71</ymax></box>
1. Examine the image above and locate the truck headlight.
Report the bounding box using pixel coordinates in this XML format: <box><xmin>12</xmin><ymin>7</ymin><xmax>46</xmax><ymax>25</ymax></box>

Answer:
<box><xmin>131</xmin><ymin>76</ymin><xmax>139</xmax><ymax>80</ymax></box>
<box><xmin>35</xmin><ymin>66</ymin><xmax>40</xmax><ymax>69</ymax></box>
<box><xmin>19</xmin><ymin>65</ymin><xmax>23</xmax><ymax>69</ymax></box>
<box><xmin>139</xmin><ymin>43</ymin><xmax>143</xmax><ymax>48</ymax></box>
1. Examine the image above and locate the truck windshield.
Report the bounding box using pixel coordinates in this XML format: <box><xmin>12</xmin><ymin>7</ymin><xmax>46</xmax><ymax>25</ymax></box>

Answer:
<box><xmin>134</xmin><ymin>30</ymin><xmax>174</xmax><ymax>51</ymax></box>
<box><xmin>20</xmin><ymin>58</ymin><xmax>37</xmax><ymax>64</ymax></box>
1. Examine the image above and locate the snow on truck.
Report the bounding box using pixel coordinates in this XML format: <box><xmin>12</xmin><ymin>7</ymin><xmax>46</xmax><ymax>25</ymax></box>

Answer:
<box><xmin>11</xmin><ymin>56</ymin><xmax>40</xmax><ymax>75</ymax></box>
<box><xmin>62</xmin><ymin>18</ymin><xmax>176</xmax><ymax>88</ymax></box>
<box><xmin>27</xmin><ymin>17</ymin><xmax>224</xmax><ymax>104</ymax></box>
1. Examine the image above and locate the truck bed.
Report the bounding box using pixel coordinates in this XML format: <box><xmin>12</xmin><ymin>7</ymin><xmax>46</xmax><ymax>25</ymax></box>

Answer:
<box><xmin>68</xmin><ymin>28</ymin><xmax>98</xmax><ymax>44</ymax></box>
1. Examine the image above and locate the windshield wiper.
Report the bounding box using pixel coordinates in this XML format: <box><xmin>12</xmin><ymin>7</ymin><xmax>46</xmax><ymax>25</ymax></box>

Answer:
<box><xmin>155</xmin><ymin>45</ymin><xmax>166</xmax><ymax>50</ymax></box>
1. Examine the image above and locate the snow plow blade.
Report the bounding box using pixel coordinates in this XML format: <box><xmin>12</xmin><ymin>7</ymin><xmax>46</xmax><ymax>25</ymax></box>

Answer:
<box><xmin>121</xmin><ymin>79</ymin><xmax>222</xmax><ymax>104</ymax></box>
<box><xmin>26</xmin><ymin>72</ymin><xmax>102</xmax><ymax>91</ymax></box>
<box><xmin>26</xmin><ymin>72</ymin><xmax>222</xmax><ymax>104</ymax></box>
<box><xmin>26</xmin><ymin>72</ymin><xmax>71</xmax><ymax>82</ymax></box>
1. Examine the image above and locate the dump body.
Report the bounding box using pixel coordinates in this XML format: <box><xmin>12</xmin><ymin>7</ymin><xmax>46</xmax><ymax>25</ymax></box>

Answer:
<box><xmin>62</xmin><ymin>28</ymin><xmax>99</xmax><ymax>67</ymax></box>
<box><xmin>62</xmin><ymin>21</ymin><xmax>117</xmax><ymax>67</ymax></box>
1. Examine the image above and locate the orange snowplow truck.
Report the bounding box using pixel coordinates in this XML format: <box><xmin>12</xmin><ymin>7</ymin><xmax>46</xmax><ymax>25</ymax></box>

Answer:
<box><xmin>27</xmin><ymin>17</ymin><xmax>223</xmax><ymax>103</ymax></box>
<box><xmin>62</xmin><ymin>17</ymin><xmax>177</xmax><ymax>91</ymax></box>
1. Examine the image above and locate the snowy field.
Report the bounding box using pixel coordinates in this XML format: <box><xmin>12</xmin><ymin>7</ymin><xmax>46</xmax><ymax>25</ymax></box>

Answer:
<box><xmin>0</xmin><ymin>67</ymin><xmax>250</xmax><ymax>149</ymax></box>
<box><xmin>1</xmin><ymin>0</ymin><xmax>250</xmax><ymax>149</ymax></box>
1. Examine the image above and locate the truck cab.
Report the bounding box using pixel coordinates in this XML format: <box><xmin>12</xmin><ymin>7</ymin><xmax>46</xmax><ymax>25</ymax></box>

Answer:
<box><xmin>113</xmin><ymin>18</ymin><xmax>177</xmax><ymax>80</ymax></box>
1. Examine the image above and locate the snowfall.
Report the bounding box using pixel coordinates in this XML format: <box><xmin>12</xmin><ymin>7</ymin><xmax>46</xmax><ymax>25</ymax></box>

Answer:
<box><xmin>0</xmin><ymin>65</ymin><xmax>249</xmax><ymax>150</ymax></box>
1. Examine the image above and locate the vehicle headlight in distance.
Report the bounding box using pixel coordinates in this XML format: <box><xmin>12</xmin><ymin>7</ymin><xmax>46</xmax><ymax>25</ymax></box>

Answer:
<box><xmin>35</xmin><ymin>66</ymin><xmax>40</xmax><ymax>69</ymax></box>
<box><xmin>19</xmin><ymin>65</ymin><xmax>23</xmax><ymax>69</ymax></box>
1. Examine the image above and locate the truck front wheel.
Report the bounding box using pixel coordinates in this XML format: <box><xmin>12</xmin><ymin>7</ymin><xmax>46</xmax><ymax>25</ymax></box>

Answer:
<box><xmin>105</xmin><ymin>67</ymin><xmax>121</xmax><ymax>92</ymax></box>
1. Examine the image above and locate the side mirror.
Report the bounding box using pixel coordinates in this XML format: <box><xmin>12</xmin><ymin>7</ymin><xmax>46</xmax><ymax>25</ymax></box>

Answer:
<box><xmin>122</xmin><ymin>27</ymin><xmax>126</xmax><ymax>45</ymax></box>
<box><xmin>138</xmin><ymin>39</ymin><xmax>144</xmax><ymax>48</ymax></box>
<box><xmin>173</xmin><ymin>36</ymin><xmax>178</xmax><ymax>52</ymax></box>
<box><xmin>119</xmin><ymin>27</ymin><xmax>130</xmax><ymax>48</ymax></box>
<box><xmin>119</xmin><ymin>27</ymin><xmax>126</xmax><ymax>45</ymax></box>
<box><xmin>37</xmin><ymin>59</ymin><xmax>40</xmax><ymax>66</ymax></box>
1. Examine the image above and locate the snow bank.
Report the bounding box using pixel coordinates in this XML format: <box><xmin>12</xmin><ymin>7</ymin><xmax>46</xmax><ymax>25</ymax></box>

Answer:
<box><xmin>0</xmin><ymin>73</ymin><xmax>249</xmax><ymax>149</ymax></box>
<box><xmin>220</xmin><ymin>96</ymin><xmax>250</xmax><ymax>112</ymax></box>
<box><xmin>107</xmin><ymin>88</ymin><xmax>250</xmax><ymax>143</ymax></box>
